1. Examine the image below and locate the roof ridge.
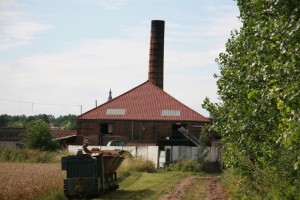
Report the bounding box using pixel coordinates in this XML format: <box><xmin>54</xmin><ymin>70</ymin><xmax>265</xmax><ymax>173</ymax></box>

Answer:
<box><xmin>78</xmin><ymin>80</ymin><xmax>209</xmax><ymax>122</ymax></box>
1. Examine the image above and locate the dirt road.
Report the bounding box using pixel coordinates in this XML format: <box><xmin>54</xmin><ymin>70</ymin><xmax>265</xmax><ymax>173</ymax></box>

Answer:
<box><xmin>159</xmin><ymin>175</ymin><xmax>229</xmax><ymax>200</ymax></box>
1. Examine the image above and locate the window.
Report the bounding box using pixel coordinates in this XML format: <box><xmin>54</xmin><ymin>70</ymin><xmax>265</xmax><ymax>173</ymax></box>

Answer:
<box><xmin>161</xmin><ymin>110</ymin><xmax>180</xmax><ymax>116</ymax></box>
<box><xmin>106</xmin><ymin>109</ymin><xmax>125</xmax><ymax>115</ymax></box>
<box><xmin>108</xmin><ymin>124</ymin><xmax>113</xmax><ymax>134</ymax></box>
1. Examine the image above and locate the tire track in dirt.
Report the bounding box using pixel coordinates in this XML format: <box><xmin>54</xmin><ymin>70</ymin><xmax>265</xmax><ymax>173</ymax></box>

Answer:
<box><xmin>202</xmin><ymin>176</ymin><xmax>229</xmax><ymax>200</ymax></box>
<box><xmin>158</xmin><ymin>176</ymin><xmax>199</xmax><ymax>200</ymax></box>
<box><xmin>158</xmin><ymin>175</ymin><xmax>229</xmax><ymax>200</ymax></box>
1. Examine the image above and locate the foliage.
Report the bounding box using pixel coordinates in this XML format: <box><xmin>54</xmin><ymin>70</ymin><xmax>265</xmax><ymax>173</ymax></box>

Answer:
<box><xmin>25</xmin><ymin>119</ymin><xmax>59</xmax><ymax>151</ymax></box>
<box><xmin>36</xmin><ymin>188</ymin><xmax>66</xmax><ymax>200</ymax></box>
<box><xmin>118</xmin><ymin>156</ymin><xmax>157</xmax><ymax>174</ymax></box>
<box><xmin>166</xmin><ymin>159</ymin><xmax>205</xmax><ymax>173</ymax></box>
<box><xmin>196</xmin><ymin>125</ymin><xmax>210</xmax><ymax>163</ymax></box>
<box><xmin>55</xmin><ymin>114</ymin><xmax>77</xmax><ymax>130</ymax></box>
<box><xmin>0</xmin><ymin>148</ymin><xmax>67</xmax><ymax>163</ymax></box>
<box><xmin>0</xmin><ymin>114</ymin><xmax>77</xmax><ymax>130</ymax></box>
<box><xmin>202</xmin><ymin>0</ymin><xmax>300</xmax><ymax>198</ymax></box>
<box><xmin>223</xmin><ymin>164</ymin><xmax>300</xmax><ymax>200</ymax></box>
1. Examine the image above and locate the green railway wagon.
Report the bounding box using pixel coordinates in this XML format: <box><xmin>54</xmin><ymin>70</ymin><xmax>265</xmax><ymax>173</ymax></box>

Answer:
<box><xmin>61</xmin><ymin>151</ymin><xmax>124</xmax><ymax>199</ymax></box>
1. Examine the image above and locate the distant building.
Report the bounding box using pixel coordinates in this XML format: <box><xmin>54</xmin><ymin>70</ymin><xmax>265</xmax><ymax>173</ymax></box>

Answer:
<box><xmin>52</xmin><ymin>130</ymin><xmax>78</xmax><ymax>149</ymax></box>
<box><xmin>0</xmin><ymin>128</ymin><xmax>27</xmax><ymax>148</ymax></box>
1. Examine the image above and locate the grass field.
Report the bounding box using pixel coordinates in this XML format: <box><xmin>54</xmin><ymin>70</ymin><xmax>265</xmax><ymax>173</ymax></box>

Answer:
<box><xmin>101</xmin><ymin>172</ymin><xmax>188</xmax><ymax>200</ymax></box>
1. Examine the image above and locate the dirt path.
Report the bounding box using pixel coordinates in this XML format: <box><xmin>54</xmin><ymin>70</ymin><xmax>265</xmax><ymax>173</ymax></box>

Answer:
<box><xmin>158</xmin><ymin>175</ymin><xmax>229</xmax><ymax>200</ymax></box>
<box><xmin>202</xmin><ymin>176</ymin><xmax>229</xmax><ymax>200</ymax></box>
<box><xmin>159</xmin><ymin>176</ymin><xmax>199</xmax><ymax>200</ymax></box>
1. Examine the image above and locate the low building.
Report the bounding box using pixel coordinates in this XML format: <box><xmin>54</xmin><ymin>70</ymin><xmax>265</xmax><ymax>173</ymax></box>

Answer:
<box><xmin>52</xmin><ymin>130</ymin><xmax>78</xmax><ymax>149</ymax></box>
<box><xmin>0</xmin><ymin>128</ymin><xmax>27</xmax><ymax>148</ymax></box>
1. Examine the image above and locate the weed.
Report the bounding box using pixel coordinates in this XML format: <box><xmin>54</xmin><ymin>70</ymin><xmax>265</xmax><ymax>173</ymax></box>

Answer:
<box><xmin>0</xmin><ymin>148</ymin><xmax>69</xmax><ymax>163</ymax></box>
<box><xmin>36</xmin><ymin>187</ymin><xmax>66</xmax><ymax>200</ymax></box>
<box><xmin>166</xmin><ymin>159</ymin><xmax>204</xmax><ymax>173</ymax></box>
<box><xmin>118</xmin><ymin>156</ymin><xmax>157</xmax><ymax>174</ymax></box>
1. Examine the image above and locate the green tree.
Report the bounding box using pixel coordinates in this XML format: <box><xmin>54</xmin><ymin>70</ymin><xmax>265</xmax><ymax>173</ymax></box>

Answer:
<box><xmin>25</xmin><ymin>119</ymin><xmax>59</xmax><ymax>151</ymax></box>
<box><xmin>56</xmin><ymin>114</ymin><xmax>77</xmax><ymax>130</ymax></box>
<box><xmin>203</xmin><ymin>0</ymin><xmax>299</xmax><ymax>198</ymax></box>
<box><xmin>0</xmin><ymin>114</ymin><xmax>11</xmax><ymax>127</ymax></box>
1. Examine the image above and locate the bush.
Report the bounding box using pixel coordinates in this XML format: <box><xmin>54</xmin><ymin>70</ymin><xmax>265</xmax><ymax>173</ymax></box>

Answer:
<box><xmin>25</xmin><ymin>119</ymin><xmax>59</xmax><ymax>151</ymax></box>
<box><xmin>222</xmin><ymin>158</ymin><xmax>300</xmax><ymax>200</ymax></box>
<box><xmin>166</xmin><ymin>159</ymin><xmax>204</xmax><ymax>173</ymax></box>
<box><xmin>118</xmin><ymin>156</ymin><xmax>157</xmax><ymax>174</ymax></box>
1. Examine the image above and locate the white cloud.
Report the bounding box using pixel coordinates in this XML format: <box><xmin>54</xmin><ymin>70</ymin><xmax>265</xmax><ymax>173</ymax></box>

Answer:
<box><xmin>0</xmin><ymin>1</ymin><xmax>240</xmax><ymax>117</ymax></box>
<box><xmin>0</xmin><ymin>34</ymin><xmax>222</xmax><ymax>116</ymax></box>
<box><xmin>5</xmin><ymin>21</ymin><xmax>51</xmax><ymax>40</ymax></box>
<box><xmin>0</xmin><ymin>38</ymin><xmax>149</xmax><ymax>116</ymax></box>
<box><xmin>165</xmin><ymin>75</ymin><xmax>218</xmax><ymax>117</ymax></box>
<box><xmin>0</xmin><ymin>0</ymin><xmax>51</xmax><ymax>51</ymax></box>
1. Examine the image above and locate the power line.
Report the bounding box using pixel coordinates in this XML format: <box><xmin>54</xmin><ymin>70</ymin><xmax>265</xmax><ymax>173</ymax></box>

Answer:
<box><xmin>0</xmin><ymin>98</ymin><xmax>82</xmax><ymax>114</ymax></box>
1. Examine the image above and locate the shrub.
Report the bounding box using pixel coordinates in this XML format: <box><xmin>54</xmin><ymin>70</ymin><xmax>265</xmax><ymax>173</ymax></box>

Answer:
<box><xmin>118</xmin><ymin>156</ymin><xmax>157</xmax><ymax>174</ymax></box>
<box><xmin>166</xmin><ymin>159</ymin><xmax>203</xmax><ymax>173</ymax></box>
<box><xmin>25</xmin><ymin>119</ymin><xmax>59</xmax><ymax>151</ymax></box>
<box><xmin>0</xmin><ymin>148</ymin><xmax>65</xmax><ymax>163</ymax></box>
<box><xmin>222</xmin><ymin>158</ymin><xmax>300</xmax><ymax>200</ymax></box>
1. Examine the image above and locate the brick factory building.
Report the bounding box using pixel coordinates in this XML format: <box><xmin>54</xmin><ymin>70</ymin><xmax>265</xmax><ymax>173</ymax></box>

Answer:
<box><xmin>77</xmin><ymin>20</ymin><xmax>210</xmax><ymax>148</ymax></box>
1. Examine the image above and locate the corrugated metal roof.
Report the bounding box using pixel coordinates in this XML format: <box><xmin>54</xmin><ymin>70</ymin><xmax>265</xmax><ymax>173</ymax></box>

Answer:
<box><xmin>78</xmin><ymin>81</ymin><xmax>209</xmax><ymax>122</ymax></box>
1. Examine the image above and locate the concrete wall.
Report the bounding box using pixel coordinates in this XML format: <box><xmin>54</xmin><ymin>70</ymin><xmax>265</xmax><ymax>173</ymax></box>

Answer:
<box><xmin>68</xmin><ymin>145</ymin><xmax>220</xmax><ymax>168</ymax></box>
<box><xmin>163</xmin><ymin>146</ymin><xmax>221</xmax><ymax>165</ymax></box>
<box><xmin>68</xmin><ymin>145</ymin><xmax>159</xmax><ymax>168</ymax></box>
<box><xmin>0</xmin><ymin>141</ymin><xmax>18</xmax><ymax>148</ymax></box>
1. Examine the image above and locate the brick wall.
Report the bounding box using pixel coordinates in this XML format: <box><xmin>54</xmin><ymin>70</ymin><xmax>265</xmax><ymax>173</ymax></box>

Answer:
<box><xmin>77</xmin><ymin>119</ymin><xmax>207</xmax><ymax>146</ymax></box>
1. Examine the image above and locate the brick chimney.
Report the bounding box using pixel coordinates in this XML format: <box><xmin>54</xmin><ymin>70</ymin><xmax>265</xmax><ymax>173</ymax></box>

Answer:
<box><xmin>148</xmin><ymin>20</ymin><xmax>165</xmax><ymax>90</ymax></box>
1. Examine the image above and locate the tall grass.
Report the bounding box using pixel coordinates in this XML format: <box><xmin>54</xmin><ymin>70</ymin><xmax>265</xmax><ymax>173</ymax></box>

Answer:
<box><xmin>222</xmin><ymin>159</ymin><xmax>300</xmax><ymax>200</ymax></box>
<box><xmin>165</xmin><ymin>159</ymin><xmax>222</xmax><ymax>174</ymax></box>
<box><xmin>118</xmin><ymin>155</ymin><xmax>157</xmax><ymax>178</ymax></box>
<box><xmin>0</xmin><ymin>148</ymin><xmax>69</xmax><ymax>163</ymax></box>
<box><xmin>166</xmin><ymin>159</ymin><xmax>204</xmax><ymax>173</ymax></box>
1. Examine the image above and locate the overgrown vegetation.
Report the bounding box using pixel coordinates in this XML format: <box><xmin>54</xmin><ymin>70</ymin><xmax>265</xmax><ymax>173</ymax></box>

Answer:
<box><xmin>203</xmin><ymin>0</ymin><xmax>300</xmax><ymax>199</ymax></box>
<box><xmin>0</xmin><ymin>148</ymin><xmax>67</xmax><ymax>163</ymax></box>
<box><xmin>117</xmin><ymin>155</ymin><xmax>157</xmax><ymax>182</ymax></box>
<box><xmin>166</xmin><ymin>159</ymin><xmax>204</xmax><ymax>173</ymax></box>
<box><xmin>25</xmin><ymin>119</ymin><xmax>59</xmax><ymax>151</ymax></box>
<box><xmin>165</xmin><ymin>159</ymin><xmax>222</xmax><ymax>175</ymax></box>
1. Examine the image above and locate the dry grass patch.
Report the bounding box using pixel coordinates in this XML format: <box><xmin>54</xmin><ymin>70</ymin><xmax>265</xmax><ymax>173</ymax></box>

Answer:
<box><xmin>0</xmin><ymin>162</ymin><xmax>65</xmax><ymax>200</ymax></box>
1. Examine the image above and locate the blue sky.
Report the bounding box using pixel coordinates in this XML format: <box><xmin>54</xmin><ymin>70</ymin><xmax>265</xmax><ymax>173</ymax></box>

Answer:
<box><xmin>0</xmin><ymin>0</ymin><xmax>240</xmax><ymax>117</ymax></box>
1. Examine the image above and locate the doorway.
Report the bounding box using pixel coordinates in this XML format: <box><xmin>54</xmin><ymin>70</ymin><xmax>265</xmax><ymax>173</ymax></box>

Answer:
<box><xmin>172</xmin><ymin>124</ymin><xmax>186</xmax><ymax>139</ymax></box>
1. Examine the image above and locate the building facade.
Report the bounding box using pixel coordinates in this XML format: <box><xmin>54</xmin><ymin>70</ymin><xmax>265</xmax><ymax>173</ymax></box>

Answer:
<box><xmin>77</xmin><ymin>20</ymin><xmax>210</xmax><ymax>148</ymax></box>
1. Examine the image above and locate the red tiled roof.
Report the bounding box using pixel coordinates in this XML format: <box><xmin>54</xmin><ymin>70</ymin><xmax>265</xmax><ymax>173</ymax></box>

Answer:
<box><xmin>51</xmin><ymin>130</ymin><xmax>77</xmax><ymax>138</ymax></box>
<box><xmin>78</xmin><ymin>81</ymin><xmax>209</xmax><ymax>122</ymax></box>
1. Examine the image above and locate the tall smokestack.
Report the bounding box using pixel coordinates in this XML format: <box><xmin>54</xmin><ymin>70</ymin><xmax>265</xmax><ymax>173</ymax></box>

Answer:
<box><xmin>148</xmin><ymin>20</ymin><xmax>165</xmax><ymax>90</ymax></box>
